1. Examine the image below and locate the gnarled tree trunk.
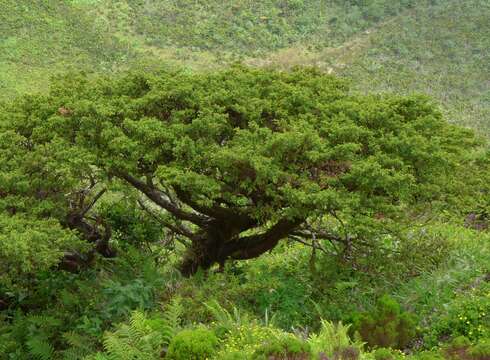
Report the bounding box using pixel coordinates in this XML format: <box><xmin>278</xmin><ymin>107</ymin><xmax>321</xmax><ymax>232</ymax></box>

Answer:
<box><xmin>116</xmin><ymin>170</ymin><xmax>304</xmax><ymax>276</ymax></box>
<box><xmin>178</xmin><ymin>218</ymin><xmax>303</xmax><ymax>276</ymax></box>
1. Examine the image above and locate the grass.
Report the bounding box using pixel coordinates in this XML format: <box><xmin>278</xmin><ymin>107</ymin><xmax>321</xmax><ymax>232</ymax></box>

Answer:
<box><xmin>340</xmin><ymin>0</ymin><xmax>490</xmax><ymax>136</ymax></box>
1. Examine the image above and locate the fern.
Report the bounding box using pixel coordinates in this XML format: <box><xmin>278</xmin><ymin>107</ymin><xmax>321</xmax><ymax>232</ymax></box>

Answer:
<box><xmin>204</xmin><ymin>299</ymin><xmax>250</xmax><ymax>332</ymax></box>
<box><xmin>84</xmin><ymin>353</ymin><xmax>110</xmax><ymax>360</ymax></box>
<box><xmin>308</xmin><ymin>320</ymin><xmax>364</xmax><ymax>358</ymax></box>
<box><xmin>61</xmin><ymin>331</ymin><xmax>95</xmax><ymax>360</ymax></box>
<box><xmin>160</xmin><ymin>296</ymin><xmax>183</xmax><ymax>345</ymax></box>
<box><xmin>26</xmin><ymin>336</ymin><xmax>55</xmax><ymax>360</ymax></box>
<box><xmin>95</xmin><ymin>297</ymin><xmax>183</xmax><ymax>360</ymax></box>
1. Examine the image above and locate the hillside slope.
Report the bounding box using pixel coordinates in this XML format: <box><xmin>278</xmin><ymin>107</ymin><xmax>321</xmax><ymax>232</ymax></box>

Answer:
<box><xmin>0</xmin><ymin>0</ymin><xmax>488</xmax><ymax>134</ymax></box>
<box><xmin>0</xmin><ymin>0</ymin><xmax>420</xmax><ymax>96</ymax></box>
<box><xmin>253</xmin><ymin>0</ymin><xmax>490</xmax><ymax>135</ymax></box>
<box><xmin>340</xmin><ymin>0</ymin><xmax>490</xmax><ymax>135</ymax></box>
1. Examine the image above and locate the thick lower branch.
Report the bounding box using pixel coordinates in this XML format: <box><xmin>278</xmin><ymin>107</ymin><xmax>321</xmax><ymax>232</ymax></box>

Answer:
<box><xmin>225</xmin><ymin>218</ymin><xmax>303</xmax><ymax>260</ymax></box>
<box><xmin>60</xmin><ymin>213</ymin><xmax>115</xmax><ymax>272</ymax></box>
<box><xmin>114</xmin><ymin>170</ymin><xmax>209</xmax><ymax>226</ymax></box>
<box><xmin>178</xmin><ymin>217</ymin><xmax>303</xmax><ymax>276</ymax></box>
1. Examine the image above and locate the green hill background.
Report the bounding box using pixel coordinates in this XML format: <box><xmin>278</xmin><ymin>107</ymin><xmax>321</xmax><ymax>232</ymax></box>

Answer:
<box><xmin>1</xmin><ymin>0</ymin><xmax>488</xmax><ymax>134</ymax></box>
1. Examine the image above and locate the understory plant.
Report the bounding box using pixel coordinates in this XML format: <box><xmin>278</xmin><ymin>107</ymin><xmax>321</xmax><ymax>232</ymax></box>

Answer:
<box><xmin>350</xmin><ymin>295</ymin><xmax>417</xmax><ymax>350</ymax></box>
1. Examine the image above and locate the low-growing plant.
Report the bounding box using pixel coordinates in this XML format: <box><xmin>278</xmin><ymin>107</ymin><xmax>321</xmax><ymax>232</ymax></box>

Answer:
<box><xmin>166</xmin><ymin>328</ymin><xmax>218</xmax><ymax>360</ymax></box>
<box><xmin>409</xmin><ymin>351</ymin><xmax>444</xmax><ymax>360</ymax></box>
<box><xmin>468</xmin><ymin>338</ymin><xmax>490</xmax><ymax>360</ymax></box>
<box><xmin>217</xmin><ymin>323</ymin><xmax>286</xmax><ymax>358</ymax></box>
<box><xmin>253</xmin><ymin>334</ymin><xmax>311</xmax><ymax>360</ymax></box>
<box><xmin>372</xmin><ymin>348</ymin><xmax>398</xmax><ymax>360</ymax></box>
<box><xmin>442</xmin><ymin>335</ymin><xmax>490</xmax><ymax>360</ymax></box>
<box><xmin>443</xmin><ymin>336</ymin><xmax>470</xmax><ymax>360</ymax></box>
<box><xmin>424</xmin><ymin>283</ymin><xmax>490</xmax><ymax>345</ymax></box>
<box><xmin>91</xmin><ymin>298</ymin><xmax>182</xmax><ymax>360</ymax></box>
<box><xmin>350</xmin><ymin>295</ymin><xmax>417</xmax><ymax>350</ymax></box>
<box><xmin>309</xmin><ymin>320</ymin><xmax>363</xmax><ymax>358</ymax></box>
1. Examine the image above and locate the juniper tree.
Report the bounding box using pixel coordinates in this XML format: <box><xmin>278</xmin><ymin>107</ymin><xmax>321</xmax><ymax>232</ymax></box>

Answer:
<box><xmin>0</xmin><ymin>66</ymin><xmax>481</xmax><ymax>277</ymax></box>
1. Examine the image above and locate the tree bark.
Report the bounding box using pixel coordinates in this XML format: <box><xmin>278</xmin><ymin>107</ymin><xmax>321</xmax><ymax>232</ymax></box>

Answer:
<box><xmin>178</xmin><ymin>218</ymin><xmax>303</xmax><ymax>276</ymax></box>
<box><xmin>114</xmin><ymin>170</ymin><xmax>305</xmax><ymax>276</ymax></box>
<box><xmin>59</xmin><ymin>213</ymin><xmax>116</xmax><ymax>272</ymax></box>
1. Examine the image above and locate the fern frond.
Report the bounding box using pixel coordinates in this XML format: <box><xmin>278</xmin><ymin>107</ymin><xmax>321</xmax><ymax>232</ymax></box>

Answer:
<box><xmin>204</xmin><ymin>298</ymin><xmax>251</xmax><ymax>332</ymax></box>
<box><xmin>84</xmin><ymin>353</ymin><xmax>110</xmax><ymax>360</ymax></box>
<box><xmin>26</xmin><ymin>337</ymin><xmax>55</xmax><ymax>360</ymax></box>
<box><xmin>160</xmin><ymin>297</ymin><xmax>182</xmax><ymax>345</ymax></box>
<box><xmin>61</xmin><ymin>331</ymin><xmax>95</xmax><ymax>360</ymax></box>
<box><xmin>97</xmin><ymin>298</ymin><xmax>183</xmax><ymax>359</ymax></box>
<box><xmin>62</xmin><ymin>347</ymin><xmax>86</xmax><ymax>360</ymax></box>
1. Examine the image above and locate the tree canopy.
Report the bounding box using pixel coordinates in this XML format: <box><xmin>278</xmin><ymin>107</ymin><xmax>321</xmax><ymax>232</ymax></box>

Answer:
<box><xmin>0</xmin><ymin>66</ymin><xmax>481</xmax><ymax>280</ymax></box>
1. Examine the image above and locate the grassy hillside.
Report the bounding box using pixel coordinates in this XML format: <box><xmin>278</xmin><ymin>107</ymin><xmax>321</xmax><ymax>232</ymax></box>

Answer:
<box><xmin>0</xmin><ymin>0</ymin><xmax>416</xmax><ymax>96</ymax></box>
<box><xmin>0</xmin><ymin>0</ymin><xmax>132</xmax><ymax>97</ymax></box>
<box><xmin>251</xmin><ymin>0</ymin><xmax>490</xmax><ymax>136</ymax></box>
<box><xmin>340</xmin><ymin>0</ymin><xmax>490</xmax><ymax>135</ymax></box>
<box><xmin>1</xmin><ymin>0</ymin><xmax>488</xmax><ymax>135</ymax></box>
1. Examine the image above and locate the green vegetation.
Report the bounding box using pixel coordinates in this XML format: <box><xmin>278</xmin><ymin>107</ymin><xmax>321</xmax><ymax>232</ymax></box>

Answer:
<box><xmin>253</xmin><ymin>334</ymin><xmax>310</xmax><ymax>359</ymax></box>
<box><xmin>2</xmin><ymin>0</ymin><xmax>489</xmax><ymax>137</ymax></box>
<box><xmin>350</xmin><ymin>295</ymin><xmax>417</xmax><ymax>350</ymax></box>
<box><xmin>1</xmin><ymin>1</ymin><xmax>489</xmax><ymax>359</ymax></box>
<box><xmin>166</xmin><ymin>328</ymin><xmax>219</xmax><ymax>360</ymax></box>
<box><xmin>339</xmin><ymin>0</ymin><xmax>490</xmax><ymax>136</ymax></box>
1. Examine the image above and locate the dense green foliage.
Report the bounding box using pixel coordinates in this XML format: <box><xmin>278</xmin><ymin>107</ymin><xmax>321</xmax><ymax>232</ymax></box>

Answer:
<box><xmin>167</xmin><ymin>328</ymin><xmax>218</xmax><ymax>360</ymax></box>
<box><xmin>350</xmin><ymin>295</ymin><xmax>417</xmax><ymax>350</ymax></box>
<box><xmin>253</xmin><ymin>334</ymin><xmax>310</xmax><ymax>359</ymax></box>
<box><xmin>1</xmin><ymin>1</ymin><xmax>489</xmax><ymax>359</ymax></box>
<box><xmin>0</xmin><ymin>66</ymin><xmax>480</xmax><ymax>280</ymax></box>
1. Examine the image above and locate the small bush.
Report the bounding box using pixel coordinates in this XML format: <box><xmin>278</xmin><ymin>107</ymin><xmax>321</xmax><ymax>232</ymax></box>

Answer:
<box><xmin>217</xmin><ymin>323</ymin><xmax>286</xmax><ymax>358</ymax></box>
<box><xmin>167</xmin><ymin>328</ymin><xmax>218</xmax><ymax>360</ymax></box>
<box><xmin>468</xmin><ymin>338</ymin><xmax>490</xmax><ymax>360</ymax></box>
<box><xmin>452</xmin><ymin>336</ymin><xmax>472</xmax><ymax>349</ymax></box>
<box><xmin>308</xmin><ymin>320</ymin><xmax>363</xmax><ymax>358</ymax></box>
<box><xmin>350</xmin><ymin>295</ymin><xmax>417</xmax><ymax>349</ymax></box>
<box><xmin>253</xmin><ymin>334</ymin><xmax>311</xmax><ymax>359</ymax></box>
<box><xmin>442</xmin><ymin>336</ymin><xmax>471</xmax><ymax>360</ymax></box>
<box><xmin>372</xmin><ymin>348</ymin><xmax>397</xmax><ymax>360</ymax></box>
<box><xmin>425</xmin><ymin>283</ymin><xmax>490</xmax><ymax>346</ymax></box>
<box><xmin>443</xmin><ymin>336</ymin><xmax>490</xmax><ymax>360</ymax></box>
<box><xmin>334</xmin><ymin>346</ymin><xmax>360</xmax><ymax>360</ymax></box>
<box><xmin>410</xmin><ymin>351</ymin><xmax>445</xmax><ymax>360</ymax></box>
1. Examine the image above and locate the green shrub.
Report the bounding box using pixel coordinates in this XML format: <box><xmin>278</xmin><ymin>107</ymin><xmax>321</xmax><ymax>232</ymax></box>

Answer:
<box><xmin>217</xmin><ymin>323</ymin><xmax>286</xmax><ymax>359</ymax></box>
<box><xmin>441</xmin><ymin>335</ymin><xmax>490</xmax><ymax>360</ymax></box>
<box><xmin>424</xmin><ymin>283</ymin><xmax>490</xmax><ymax>345</ymax></box>
<box><xmin>451</xmin><ymin>336</ymin><xmax>472</xmax><ymax>349</ymax></box>
<box><xmin>442</xmin><ymin>336</ymin><xmax>472</xmax><ymax>360</ymax></box>
<box><xmin>350</xmin><ymin>295</ymin><xmax>417</xmax><ymax>349</ymax></box>
<box><xmin>308</xmin><ymin>320</ymin><xmax>363</xmax><ymax>359</ymax></box>
<box><xmin>253</xmin><ymin>334</ymin><xmax>311</xmax><ymax>359</ymax></box>
<box><xmin>372</xmin><ymin>348</ymin><xmax>397</xmax><ymax>360</ymax></box>
<box><xmin>333</xmin><ymin>346</ymin><xmax>361</xmax><ymax>360</ymax></box>
<box><xmin>468</xmin><ymin>338</ymin><xmax>490</xmax><ymax>360</ymax></box>
<box><xmin>167</xmin><ymin>328</ymin><xmax>218</xmax><ymax>360</ymax></box>
<box><xmin>409</xmin><ymin>351</ymin><xmax>445</xmax><ymax>360</ymax></box>
<box><xmin>217</xmin><ymin>352</ymin><xmax>246</xmax><ymax>360</ymax></box>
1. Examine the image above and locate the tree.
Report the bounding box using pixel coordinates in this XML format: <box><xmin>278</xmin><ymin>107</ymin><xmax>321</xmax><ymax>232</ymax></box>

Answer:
<box><xmin>0</xmin><ymin>66</ymin><xmax>480</xmax><ymax>277</ymax></box>
<box><xmin>0</xmin><ymin>91</ymin><xmax>114</xmax><ymax>293</ymax></box>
